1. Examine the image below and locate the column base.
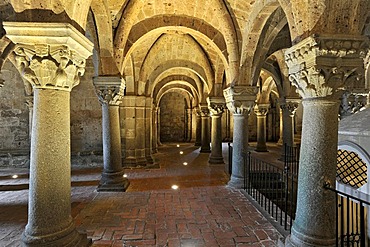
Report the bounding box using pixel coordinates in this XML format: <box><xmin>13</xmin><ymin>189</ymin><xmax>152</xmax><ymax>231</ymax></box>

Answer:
<box><xmin>22</xmin><ymin>221</ymin><xmax>91</xmax><ymax>247</ymax></box>
<box><xmin>200</xmin><ymin>147</ymin><xmax>211</xmax><ymax>153</ymax></box>
<box><xmin>208</xmin><ymin>155</ymin><xmax>224</xmax><ymax>164</ymax></box>
<box><xmin>227</xmin><ymin>175</ymin><xmax>245</xmax><ymax>189</ymax></box>
<box><xmin>285</xmin><ymin>226</ymin><xmax>336</xmax><ymax>247</ymax></box>
<box><xmin>97</xmin><ymin>170</ymin><xmax>130</xmax><ymax>192</ymax></box>
<box><xmin>255</xmin><ymin>147</ymin><xmax>268</xmax><ymax>152</ymax></box>
<box><xmin>123</xmin><ymin>157</ymin><xmax>147</xmax><ymax>168</ymax></box>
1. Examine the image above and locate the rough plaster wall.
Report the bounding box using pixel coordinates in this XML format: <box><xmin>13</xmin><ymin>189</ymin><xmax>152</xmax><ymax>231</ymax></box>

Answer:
<box><xmin>159</xmin><ymin>92</ymin><xmax>185</xmax><ymax>142</ymax></box>
<box><xmin>0</xmin><ymin>60</ymin><xmax>30</xmax><ymax>167</ymax></box>
<box><xmin>70</xmin><ymin>58</ymin><xmax>103</xmax><ymax>166</ymax></box>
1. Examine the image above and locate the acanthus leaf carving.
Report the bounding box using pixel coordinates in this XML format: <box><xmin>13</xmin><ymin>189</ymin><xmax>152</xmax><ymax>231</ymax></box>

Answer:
<box><xmin>223</xmin><ymin>86</ymin><xmax>257</xmax><ymax>115</ymax></box>
<box><xmin>95</xmin><ymin>85</ymin><xmax>124</xmax><ymax>106</ymax></box>
<box><xmin>285</xmin><ymin>35</ymin><xmax>369</xmax><ymax>100</ymax></box>
<box><xmin>13</xmin><ymin>44</ymin><xmax>87</xmax><ymax>91</ymax></box>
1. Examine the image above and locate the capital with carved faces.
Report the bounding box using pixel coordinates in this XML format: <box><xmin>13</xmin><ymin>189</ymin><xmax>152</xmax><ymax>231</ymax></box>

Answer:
<box><xmin>254</xmin><ymin>103</ymin><xmax>270</xmax><ymax>116</ymax></box>
<box><xmin>280</xmin><ymin>98</ymin><xmax>300</xmax><ymax>116</ymax></box>
<box><xmin>4</xmin><ymin>22</ymin><xmax>93</xmax><ymax>92</ymax></box>
<box><xmin>207</xmin><ymin>96</ymin><xmax>225</xmax><ymax>116</ymax></box>
<box><xmin>285</xmin><ymin>35</ymin><xmax>369</xmax><ymax>100</ymax></box>
<box><xmin>223</xmin><ymin>86</ymin><xmax>257</xmax><ymax>115</ymax></box>
<box><xmin>93</xmin><ymin>76</ymin><xmax>125</xmax><ymax>106</ymax></box>
<box><xmin>199</xmin><ymin>103</ymin><xmax>210</xmax><ymax>117</ymax></box>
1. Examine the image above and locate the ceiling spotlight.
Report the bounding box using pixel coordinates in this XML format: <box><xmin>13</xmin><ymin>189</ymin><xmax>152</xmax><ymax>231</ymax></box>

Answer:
<box><xmin>123</xmin><ymin>174</ymin><xmax>128</xmax><ymax>178</ymax></box>
<box><xmin>183</xmin><ymin>162</ymin><xmax>188</xmax><ymax>166</ymax></box>
<box><xmin>12</xmin><ymin>175</ymin><xmax>18</xmax><ymax>179</ymax></box>
<box><xmin>180</xmin><ymin>151</ymin><xmax>184</xmax><ymax>154</ymax></box>
<box><xmin>171</xmin><ymin>185</ymin><xmax>179</xmax><ymax>190</ymax></box>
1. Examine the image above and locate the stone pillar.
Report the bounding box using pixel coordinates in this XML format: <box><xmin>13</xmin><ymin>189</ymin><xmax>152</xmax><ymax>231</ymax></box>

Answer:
<box><xmin>94</xmin><ymin>76</ymin><xmax>129</xmax><ymax>192</ymax></box>
<box><xmin>121</xmin><ymin>96</ymin><xmax>147</xmax><ymax>167</ymax></box>
<box><xmin>157</xmin><ymin>107</ymin><xmax>162</xmax><ymax>146</ymax></box>
<box><xmin>152</xmin><ymin>106</ymin><xmax>158</xmax><ymax>153</ymax></box>
<box><xmin>199</xmin><ymin>104</ymin><xmax>211</xmax><ymax>153</ymax></box>
<box><xmin>145</xmin><ymin>97</ymin><xmax>155</xmax><ymax>166</ymax></box>
<box><xmin>186</xmin><ymin>108</ymin><xmax>192</xmax><ymax>141</ymax></box>
<box><xmin>280</xmin><ymin>99</ymin><xmax>299</xmax><ymax>159</ymax></box>
<box><xmin>4</xmin><ymin>22</ymin><xmax>93</xmax><ymax>246</ymax></box>
<box><xmin>277</xmin><ymin>108</ymin><xmax>283</xmax><ymax>145</ymax></box>
<box><xmin>194</xmin><ymin>108</ymin><xmax>202</xmax><ymax>146</ymax></box>
<box><xmin>254</xmin><ymin>103</ymin><xmax>269</xmax><ymax>152</ymax></box>
<box><xmin>224</xmin><ymin>86</ymin><xmax>257</xmax><ymax>188</ymax></box>
<box><xmin>224</xmin><ymin>109</ymin><xmax>231</xmax><ymax>141</ymax></box>
<box><xmin>207</xmin><ymin>97</ymin><xmax>225</xmax><ymax>164</ymax></box>
<box><xmin>284</xmin><ymin>35</ymin><xmax>368</xmax><ymax>247</ymax></box>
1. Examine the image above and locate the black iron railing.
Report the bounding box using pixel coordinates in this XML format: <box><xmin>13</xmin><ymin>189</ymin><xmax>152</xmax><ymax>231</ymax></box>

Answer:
<box><xmin>244</xmin><ymin>152</ymin><xmax>298</xmax><ymax>232</ymax></box>
<box><xmin>324</xmin><ymin>184</ymin><xmax>370</xmax><ymax>247</ymax></box>
<box><xmin>239</xmin><ymin>144</ymin><xmax>300</xmax><ymax>232</ymax></box>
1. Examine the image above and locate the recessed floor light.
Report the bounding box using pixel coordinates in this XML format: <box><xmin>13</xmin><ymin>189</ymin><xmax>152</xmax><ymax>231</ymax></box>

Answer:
<box><xmin>176</xmin><ymin>144</ymin><xmax>180</xmax><ymax>147</ymax></box>
<box><xmin>171</xmin><ymin>185</ymin><xmax>179</xmax><ymax>190</ymax></box>
<box><xmin>123</xmin><ymin>174</ymin><xmax>128</xmax><ymax>178</ymax></box>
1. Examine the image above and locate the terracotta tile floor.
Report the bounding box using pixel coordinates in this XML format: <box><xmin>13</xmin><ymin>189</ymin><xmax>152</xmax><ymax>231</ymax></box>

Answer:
<box><xmin>0</xmin><ymin>143</ymin><xmax>283</xmax><ymax>247</ymax></box>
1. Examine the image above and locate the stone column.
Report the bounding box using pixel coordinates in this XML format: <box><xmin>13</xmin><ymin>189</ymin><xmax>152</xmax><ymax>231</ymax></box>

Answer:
<box><xmin>194</xmin><ymin>108</ymin><xmax>202</xmax><ymax>146</ymax></box>
<box><xmin>4</xmin><ymin>22</ymin><xmax>93</xmax><ymax>246</ymax></box>
<box><xmin>280</xmin><ymin>99</ymin><xmax>299</xmax><ymax>159</ymax></box>
<box><xmin>277</xmin><ymin>108</ymin><xmax>283</xmax><ymax>145</ymax></box>
<box><xmin>224</xmin><ymin>86</ymin><xmax>257</xmax><ymax>188</ymax></box>
<box><xmin>152</xmin><ymin>106</ymin><xmax>158</xmax><ymax>153</ymax></box>
<box><xmin>186</xmin><ymin>108</ymin><xmax>193</xmax><ymax>141</ymax></box>
<box><xmin>207</xmin><ymin>97</ymin><xmax>225</xmax><ymax>164</ymax></box>
<box><xmin>94</xmin><ymin>76</ymin><xmax>129</xmax><ymax>192</ymax></box>
<box><xmin>157</xmin><ymin>107</ymin><xmax>162</xmax><ymax>146</ymax></box>
<box><xmin>224</xmin><ymin>109</ymin><xmax>231</xmax><ymax>141</ymax></box>
<box><xmin>254</xmin><ymin>103</ymin><xmax>269</xmax><ymax>152</ymax></box>
<box><xmin>145</xmin><ymin>97</ymin><xmax>155</xmax><ymax>166</ymax></box>
<box><xmin>199</xmin><ymin>104</ymin><xmax>211</xmax><ymax>153</ymax></box>
<box><xmin>284</xmin><ymin>35</ymin><xmax>368</xmax><ymax>247</ymax></box>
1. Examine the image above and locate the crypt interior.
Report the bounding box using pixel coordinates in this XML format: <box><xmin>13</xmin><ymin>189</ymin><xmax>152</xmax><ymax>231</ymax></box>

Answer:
<box><xmin>1</xmin><ymin>0</ymin><xmax>370</xmax><ymax>246</ymax></box>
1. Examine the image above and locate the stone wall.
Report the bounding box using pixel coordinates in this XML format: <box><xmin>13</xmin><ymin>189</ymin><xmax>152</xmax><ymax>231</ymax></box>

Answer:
<box><xmin>0</xmin><ymin>58</ymin><xmax>104</xmax><ymax>168</ymax></box>
<box><xmin>70</xmin><ymin>58</ymin><xmax>103</xmax><ymax>167</ymax></box>
<box><xmin>0</xmin><ymin>60</ymin><xmax>30</xmax><ymax>167</ymax></box>
<box><xmin>160</xmin><ymin>92</ymin><xmax>186</xmax><ymax>142</ymax></box>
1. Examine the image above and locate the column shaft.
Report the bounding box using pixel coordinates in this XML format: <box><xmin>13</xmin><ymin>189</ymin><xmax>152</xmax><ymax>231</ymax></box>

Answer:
<box><xmin>194</xmin><ymin>113</ymin><xmax>202</xmax><ymax>146</ymax></box>
<box><xmin>200</xmin><ymin>114</ymin><xmax>211</xmax><ymax>153</ymax></box>
<box><xmin>286</xmin><ymin>99</ymin><xmax>338</xmax><ymax>246</ymax></box>
<box><xmin>152</xmin><ymin>107</ymin><xmax>158</xmax><ymax>153</ymax></box>
<box><xmin>256</xmin><ymin>114</ymin><xmax>267</xmax><ymax>151</ymax></box>
<box><xmin>209</xmin><ymin>114</ymin><xmax>224</xmax><ymax>164</ymax></box>
<box><xmin>228</xmin><ymin>113</ymin><xmax>248</xmax><ymax>188</ymax></box>
<box><xmin>23</xmin><ymin>89</ymin><xmax>89</xmax><ymax>246</ymax></box>
<box><xmin>98</xmin><ymin>103</ymin><xmax>129</xmax><ymax>191</ymax></box>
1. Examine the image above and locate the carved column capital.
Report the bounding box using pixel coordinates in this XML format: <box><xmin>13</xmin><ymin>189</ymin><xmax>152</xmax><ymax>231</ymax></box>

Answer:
<box><xmin>93</xmin><ymin>76</ymin><xmax>125</xmax><ymax>106</ymax></box>
<box><xmin>207</xmin><ymin>96</ymin><xmax>225</xmax><ymax>116</ymax></box>
<box><xmin>223</xmin><ymin>86</ymin><xmax>257</xmax><ymax>115</ymax></box>
<box><xmin>254</xmin><ymin>103</ymin><xmax>270</xmax><ymax>116</ymax></box>
<box><xmin>280</xmin><ymin>98</ymin><xmax>300</xmax><ymax>116</ymax></box>
<box><xmin>285</xmin><ymin>35</ymin><xmax>369</xmax><ymax>100</ymax></box>
<box><xmin>4</xmin><ymin>22</ymin><xmax>93</xmax><ymax>92</ymax></box>
<box><xmin>199</xmin><ymin>103</ymin><xmax>210</xmax><ymax>117</ymax></box>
